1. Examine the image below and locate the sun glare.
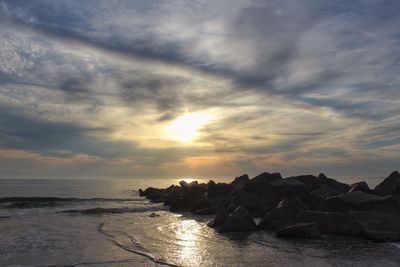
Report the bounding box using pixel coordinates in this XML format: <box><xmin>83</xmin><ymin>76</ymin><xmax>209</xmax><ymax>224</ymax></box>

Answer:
<box><xmin>166</xmin><ymin>112</ymin><xmax>212</xmax><ymax>142</ymax></box>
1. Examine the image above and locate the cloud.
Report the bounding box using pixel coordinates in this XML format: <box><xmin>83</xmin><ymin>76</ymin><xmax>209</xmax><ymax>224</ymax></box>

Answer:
<box><xmin>0</xmin><ymin>0</ymin><xmax>399</xmax><ymax>178</ymax></box>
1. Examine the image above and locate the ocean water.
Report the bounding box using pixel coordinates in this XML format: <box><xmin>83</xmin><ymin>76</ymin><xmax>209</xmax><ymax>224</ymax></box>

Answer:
<box><xmin>0</xmin><ymin>177</ymin><xmax>399</xmax><ymax>267</ymax></box>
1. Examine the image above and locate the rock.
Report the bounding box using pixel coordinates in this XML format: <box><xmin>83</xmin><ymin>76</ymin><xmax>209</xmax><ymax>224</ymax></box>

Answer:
<box><xmin>299</xmin><ymin>211</ymin><xmax>359</xmax><ymax>236</ymax></box>
<box><xmin>243</xmin><ymin>172</ymin><xmax>282</xmax><ymax>196</ymax></box>
<box><xmin>385</xmin><ymin>194</ymin><xmax>400</xmax><ymax>210</ymax></box>
<box><xmin>179</xmin><ymin>180</ymin><xmax>206</xmax><ymax>196</ymax></box>
<box><xmin>207</xmin><ymin>210</ymin><xmax>229</xmax><ymax>228</ymax></box>
<box><xmin>205</xmin><ymin>181</ymin><xmax>230</xmax><ymax>199</ymax></box>
<box><xmin>164</xmin><ymin>186</ymin><xmax>185</xmax><ymax>205</ymax></box>
<box><xmin>269</xmin><ymin>177</ymin><xmax>307</xmax><ymax>198</ymax></box>
<box><xmin>310</xmin><ymin>184</ymin><xmax>342</xmax><ymax>201</ymax></box>
<box><xmin>140</xmin><ymin>187</ymin><xmax>167</xmax><ymax>201</ymax></box>
<box><xmin>348</xmin><ymin>181</ymin><xmax>373</xmax><ymax>193</ymax></box>
<box><xmin>324</xmin><ymin>177</ymin><xmax>351</xmax><ymax>193</ymax></box>
<box><xmin>230</xmin><ymin>174</ymin><xmax>249</xmax><ymax>194</ymax></box>
<box><xmin>169</xmin><ymin>196</ymin><xmax>210</xmax><ymax>212</ymax></box>
<box><xmin>276</xmin><ymin>223</ymin><xmax>321</xmax><ymax>239</ymax></box>
<box><xmin>347</xmin><ymin>206</ymin><xmax>400</xmax><ymax>242</ymax></box>
<box><xmin>195</xmin><ymin>207</ymin><xmax>216</xmax><ymax>215</ymax></box>
<box><xmin>217</xmin><ymin>207</ymin><xmax>256</xmax><ymax>233</ymax></box>
<box><xmin>232</xmin><ymin>191</ymin><xmax>261</xmax><ymax>213</ymax></box>
<box><xmin>149</xmin><ymin>212</ymin><xmax>160</xmax><ymax>217</ymax></box>
<box><xmin>290</xmin><ymin>175</ymin><xmax>323</xmax><ymax>191</ymax></box>
<box><xmin>320</xmin><ymin>191</ymin><xmax>391</xmax><ymax>212</ymax></box>
<box><xmin>258</xmin><ymin>197</ymin><xmax>308</xmax><ymax>230</ymax></box>
<box><xmin>375</xmin><ymin>171</ymin><xmax>400</xmax><ymax>195</ymax></box>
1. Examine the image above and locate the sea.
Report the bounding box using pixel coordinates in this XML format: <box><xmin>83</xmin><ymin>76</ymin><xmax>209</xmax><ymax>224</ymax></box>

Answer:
<box><xmin>0</xmin><ymin>177</ymin><xmax>399</xmax><ymax>267</ymax></box>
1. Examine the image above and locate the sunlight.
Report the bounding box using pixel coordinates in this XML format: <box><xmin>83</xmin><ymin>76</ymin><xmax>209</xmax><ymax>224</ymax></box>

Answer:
<box><xmin>165</xmin><ymin>112</ymin><xmax>213</xmax><ymax>142</ymax></box>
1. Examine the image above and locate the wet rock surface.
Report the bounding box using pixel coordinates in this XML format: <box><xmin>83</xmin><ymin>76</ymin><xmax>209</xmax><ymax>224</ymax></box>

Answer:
<box><xmin>140</xmin><ymin>170</ymin><xmax>400</xmax><ymax>242</ymax></box>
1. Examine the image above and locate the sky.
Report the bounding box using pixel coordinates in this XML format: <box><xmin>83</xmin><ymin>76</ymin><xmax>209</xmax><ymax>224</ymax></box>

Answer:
<box><xmin>0</xmin><ymin>0</ymin><xmax>399</xmax><ymax>179</ymax></box>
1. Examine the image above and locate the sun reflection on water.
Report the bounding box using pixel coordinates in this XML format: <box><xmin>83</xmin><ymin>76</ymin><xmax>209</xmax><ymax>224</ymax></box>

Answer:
<box><xmin>174</xmin><ymin>219</ymin><xmax>203</xmax><ymax>266</ymax></box>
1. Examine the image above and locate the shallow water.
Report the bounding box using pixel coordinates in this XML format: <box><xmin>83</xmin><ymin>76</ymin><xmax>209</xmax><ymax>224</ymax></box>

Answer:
<box><xmin>0</xmin><ymin>178</ymin><xmax>399</xmax><ymax>267</ymax></box>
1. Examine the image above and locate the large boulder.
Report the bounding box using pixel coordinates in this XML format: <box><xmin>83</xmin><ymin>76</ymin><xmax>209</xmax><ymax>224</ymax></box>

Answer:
<box><xmin>347</xmin><ymin>205</ymin><xmax>400</xmax><ymax>242</ymax></box>
<box><xmin>207</xmin><ymin>210</ymin><xmax>229</xmax><ymax>228</ymax></box>
<box><xmin>230</xmin><ymin>174</ymin><xmax>249</xmax><ymax>194</ymax></box>
<box><xmin>320</xmin><ymin>191</ymin><xmax>391</xmax><ymax>212</ymax></box>
<box><xmin>179</xmin><ymin>180</ymin><xmax>206</xmax><ymax>196</ymax></box>
<box><xmin>139</xmin><ymin>187</ymin><xmax>168</xmax><ymax>201</ymax></box>
<box><xmin>290</xmin><ymin>175</ymin><xmax>323</xmax><ymax>191</ymax></box>
<box><xmin>205</xmin><ymin>181</ymin><xmax>230</xmax><ymax>199</ymax></box>
<box><xmin>374</xmin><ymin>171</ymin><xmax>400</xmax><ymax>195</ymax></box>
<box><xmin>164</xmin><ymin>186</ymin><xmax>185</xmax><ymax>205</ymax></box>
<box><xmin>299</xmin><ymin>211</ymin><xmax>359</xmax><ymax>236</ymax></box>
<box><xmin>232</xmin><ymin>191</ymin><xmax>261</xmax><ymax>214</ymax></box>
<box><xmin>257</xmin><ymin>197</ymin><xmax>308</xmax><ymax>230</ymax></box>
<box><xmin>269</xmin><ymin>177</ymin><xmax>307</xmax><ymax>199</ymax></box>
<box><xmin>217</xmin><ymin>207</ymin><xmax>256</xmax><ymax>233</ymax></box>
<box><xmin>348</xmin><ymin>181</ymin><xmax>374</xmax><ymax>194</ymax></box>
<box><xmin>243</xmin><ymin>172</ymin><xmax>282</xmax><ymax>196</ymax></box>
<box><xmin>310</xmin><ymin>184</ymin><xmax>342</xmax><ymax>201</ymax></box>
<box><xmin>169</xmin><ymin>196</ymin><xmax>210</xmax><ymax>212</ymax></box>
<box><xmin>276</xmin><ymin>223</ymin><xmax>321</xmax><ymax>239</ymax></box>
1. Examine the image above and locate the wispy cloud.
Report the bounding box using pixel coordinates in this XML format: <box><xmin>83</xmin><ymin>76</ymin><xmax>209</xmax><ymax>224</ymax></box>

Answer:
<box><xmin>0</xmin><ymin>0</ymin><xmax>399</xmax><ymax>178</ymax></box>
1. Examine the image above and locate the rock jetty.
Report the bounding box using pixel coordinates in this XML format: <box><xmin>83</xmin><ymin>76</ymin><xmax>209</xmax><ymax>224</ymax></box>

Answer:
<box><xmin>139</xmin><ymin>171</ymin><xmax>400</xmax><ymax>242</ymax></box>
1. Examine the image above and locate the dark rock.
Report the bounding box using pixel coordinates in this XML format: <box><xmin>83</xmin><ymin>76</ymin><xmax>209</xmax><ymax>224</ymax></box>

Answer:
<box><xmin>375</xmin><ymin>171</ymin><xmax>400</xmax><ymax>195</ymax></box>
<box><xmin>348</xmin><ymin>206</ymin><xmax>400</xmax><ymax>242</ymax></box>
<box><xmin>243</xmin><ymin>172</ymin><xmax>282</xmax><ymax>196</ymax></box>
<box><xmin>320</xmin><ymin>191</ymin><xmax>391</xmax><ymax>212</ymax></box>
<box><xmin>149</xmin><ymin>212</ymin><xmax>160</xmax><ymax>217</ymax></box>
<box><xmin>227</xmin><ymin>201</ymin><xmax>239</xmax><ymax>213</ymax></box>
<box><xmin>205</xmin><ymin>181</ymin><xmax>230</xmax><ymax>199</ymax></box>
<box><xmin>164</xmin><ymin>186</ymin><xmax>185</xmax><ymax>205</ymax></box>
<box><xmin>207</xmin><ymin>210</ymin><xmax>229</xmax><ymax>228</ymax></box>
<box><xmin>385</xmin><ymin>194</ymin><xmax>400</xmax><ymax>210</ymax></box>
<box><xmin>230</xmin><ymin>174</ymin><xmax>249</xmax><ymax>194</ymax></box>
<box><xmin>290</xmin><ymin>175</ymin><xmax>323</xmax><ymax>191</ymax></box>
<box><xmin>310</xmin><ymin>184</ymin><xmax>342</xmax><ymax>201</ymax></box>
<box><xmin>179</xmin><ymin>180</ymin><xmax>206</xmax><ymax>196</ymax></box>
<box><xmin>349</xmin><ymin>181</ymin><xmax>374</xmax><ymax>194</ymax></box>
<box><xmin>169</xmin><ymin>196</ymin><xmax>210</xmax><ymax>212</ymax></box>
<box><xmin>258</xmin><ymin>197</ymin><xmax>308</xmax><ymax>230</ymax></box>
<box><xmin>318</xmin><ymin>173</ymin><xmax>328</xmax><ymax>179</ymax></box>
<box><xmin>141</xmin><ymin>187</ymin><xmax>167</xmax><ymax>200</ymax></box>
<box><xmin>218</xmin><ymin>207</ymin><xmax>256</xmax><ymax>233</ymax></box>
<box><xmin>195</xmin><ymin>207</ymin><xmax>216</xmax><ymax>215</ymax></box>
<box><xmin>324</xmin><ymin>177</ymin><xmax>350</xmax><ymax>193</ymax></box>
<box><xmin>232</xmin><ymin>191</ymin><xmax>261</xmax><ymax>213</ymax></box>
<box><xmin>299</xmin><ymin>211</ymin><xmax>359</xmax><ymax>236</ymax></box>
<box><xmin>276</xmin><ymin>223</ymin><xmax>321</xmax><ymax>239</ymax></box>
<box><xmin>269</xmin><ymin>177</ymin><xmax>307</xmax><ymax>198</ymax></box>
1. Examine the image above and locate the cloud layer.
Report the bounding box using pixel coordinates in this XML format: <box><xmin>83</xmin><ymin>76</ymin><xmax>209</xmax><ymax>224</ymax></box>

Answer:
<box><xmin>0</xmin><ymin>0</ymin><xmax>399</xmax><ymax>179</ymax></box>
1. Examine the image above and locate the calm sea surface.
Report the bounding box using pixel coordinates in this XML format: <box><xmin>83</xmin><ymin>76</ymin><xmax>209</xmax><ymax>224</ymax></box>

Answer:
<box><xmin>0</xmin><ymin>177</ymin><xmax>399</xmax><ymax>267</ymax></box>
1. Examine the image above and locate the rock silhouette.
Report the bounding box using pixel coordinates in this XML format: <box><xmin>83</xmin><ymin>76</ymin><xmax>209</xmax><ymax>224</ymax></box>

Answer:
<box><xmin>140</xmin><ymin>171</ymin><xmax>400</xmax><ymax>242</ymax></box>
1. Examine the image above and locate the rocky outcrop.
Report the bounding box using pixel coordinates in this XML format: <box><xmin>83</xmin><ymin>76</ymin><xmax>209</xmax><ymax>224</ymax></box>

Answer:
<box><xmin>139</xmin><ymin>170</ymin><xmax>400</xmax><ymax>242</ymax></box>
<box><xmin>299</xmin><ymin>211</ymin><xmax>359</xmax><ymax>236</ymax></box>
<box><xmin>320</xmin><ymin>191</ymin><xmax>390</xmax><ymax>212</ymax></box>
<box><xmin>216</xmin><ymin>207</ymin><xmax>256</xmax><ymax>233</ymax></box>
<box><xmin>276</xmin><ymin>223</ymin><xmax>321</xmax><ymax>239</ymax></box>
<box><xmin>257</xmin><ymin>197</ymin><xmax>308</xmax><ymax>230</ymax></box>
<box><xmin>374</xmin><ymin>171</ymin><xmax>400</xmax><ymax>195</ymax></box>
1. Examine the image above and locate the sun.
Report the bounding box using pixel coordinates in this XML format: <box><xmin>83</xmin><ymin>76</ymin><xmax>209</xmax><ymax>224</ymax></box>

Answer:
<box><xmin>166</xmin><ymin>112</ymin><xmax>213</xmax><ymax>142</ymax></box>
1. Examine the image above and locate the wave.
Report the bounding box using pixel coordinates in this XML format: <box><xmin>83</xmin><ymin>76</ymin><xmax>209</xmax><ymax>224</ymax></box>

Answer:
<box><xmin>98</xmin><ymin>222</ymin><xmax>178</xmax><ymax>266</ymax></box>
<box><xmin>59</xmin><ymin>206</ymin><xmax>167</xmax><ymax>215</ymax></box>
<box><xmin>0</xmin><ymin>197</ymin><xmax>141</xmax><ymax>209</ymax></box>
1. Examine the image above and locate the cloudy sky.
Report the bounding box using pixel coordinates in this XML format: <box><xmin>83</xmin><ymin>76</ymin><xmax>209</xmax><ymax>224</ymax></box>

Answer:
<box><xmin>0</xmin><ymin>0</ymin><xmax>399</xmax><ymax>179</ymax></box>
